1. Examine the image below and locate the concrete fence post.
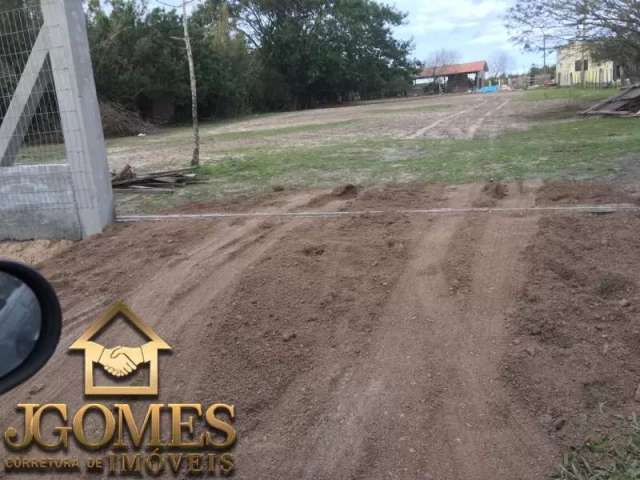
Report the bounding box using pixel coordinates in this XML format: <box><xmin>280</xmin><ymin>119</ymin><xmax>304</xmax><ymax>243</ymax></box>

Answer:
<box><xmin>41</xmin><ymin>0</ymin><xmax>113</xmax><ymax>237</ymax></box>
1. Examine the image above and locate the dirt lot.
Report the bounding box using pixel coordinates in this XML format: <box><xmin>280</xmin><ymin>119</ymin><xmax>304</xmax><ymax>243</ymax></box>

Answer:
<box><xmin>106</xmin><ymin>91</ymin><xmax>584</xmax><ymax>173</ymax></box>
<box><xmin>103</xmin><ymin>89</ymin><xmax>639</xmax><ymax>216</ymax></box>
<box><xmin>2</xmin><ymin>180</ymin><xmax>640</xmax><ymax>479</ymax></box>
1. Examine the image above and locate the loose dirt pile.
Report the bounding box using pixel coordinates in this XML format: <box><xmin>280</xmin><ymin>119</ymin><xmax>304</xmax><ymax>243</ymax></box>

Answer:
<box><xmin>536</xmin><ymin>181</ymin><xmax>640</xmax><ymax>205</ymax></box>
<box><xmin>0</xmin><ymin>239</ymin><xmax>73</xmax><ymax>265</ymax></box>
<box><xmin>100</xmin><ymin>102</ymin><xmax>159</xmax><ymax>138</ymax></box>
<box><xmin>1</xmin><ymin>181</ymin><xmax>639</xmax><ymax>479</ymax></box>
<box><xmin>483</xmin><ymin>181</ymin><xmax>509</xmax><ymax>200</ymax></box>
<box><xmin>473</xmin><ymin>180</ymin><xmax>511</xmax><ymax>207</ymax></box>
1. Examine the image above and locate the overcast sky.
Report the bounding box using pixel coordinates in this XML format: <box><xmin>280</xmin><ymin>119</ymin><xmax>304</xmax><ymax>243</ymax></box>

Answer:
<box><xmin>390</xmin><ymin>0</ymin><xmax>551</xmax><ymax>72</ymax></box>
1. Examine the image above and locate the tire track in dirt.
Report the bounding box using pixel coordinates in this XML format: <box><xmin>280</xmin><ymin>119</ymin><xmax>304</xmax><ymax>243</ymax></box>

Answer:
<box><xmin>180</xmin><ymin>206</ymin><xmax>425</xmax><ymax>479</ymax></box>
<box><xmin>289</xmin><ymin>184</ymin><xmax>484</xmax><ymax>480</ymax></box>
<box><xmin>405</xmin><ymin>99</ymin><xmax>489</xmax><ymax>139</ymax></box>
<box><xmin>240</xmin><ymin>181</ymin><xmax>556</xmax><ymax>480</ymax></box>
<box><xmin>0</xmin><ymin>183</ymin><xmax>559</xmax><ymax>479</ymax></box>
<box><xmin>47</xmin><ymin>191</ymin><xmax>320</xmax><ymax>356</ymax></box>
<box><xmin>466</xmin><ymin>98</ymin><xmax>511</xmax><ymax>139</ymax></box>
<box><xmin>424</xmin><ymin>180</ymin><xmax>557</xmax><ymax>479</ymax></box>
<box><xmin>0</xmin><ymin>190</ymin><xmax>357</xmax><ymax>472</ymax></box>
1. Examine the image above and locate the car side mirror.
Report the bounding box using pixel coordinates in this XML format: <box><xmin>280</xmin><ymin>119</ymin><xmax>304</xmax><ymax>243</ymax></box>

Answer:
<box><xmin>0</xmin><ymin>261</ymin><xmax>62</xmax><ymax>395</ymax></box>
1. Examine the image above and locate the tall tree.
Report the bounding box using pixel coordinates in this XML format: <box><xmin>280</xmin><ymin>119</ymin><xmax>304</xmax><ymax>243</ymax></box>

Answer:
<box><xmin>489</xmin><ymin>51</ymin><xmax>515</xmax><ymax>80</ymax></box>
<box><xmin>233</xmin><ymin>0</ymin><xmax>415</xmax><ymax>107</ymax></box>
<box><xmin>506</xmin><ymin>0</ymin><xmax>640</xmax><ymax>75</ymax></box>
<box><xmin>423</xmin><ymin>49</ymin><xmax>460</xmax><ymax>93</ymax></box>
<box><xmin>84</xmin><ymin>0</ymin><xmax>417</xmax><ymax>124</ymax></box>
<box><xmin>190</xmin><ymin>1</ymin><xmax>254</xmax><ymax>116</ymax></box>
<box><xmin>87</xmin><ymin>1</ymin><xmax>189</xmax><ymax>111</ymax></box>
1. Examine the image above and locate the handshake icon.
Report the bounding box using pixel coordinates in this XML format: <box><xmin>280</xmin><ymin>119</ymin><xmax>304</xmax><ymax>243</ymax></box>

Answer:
<box><xmin>86</xmin><ymin>341</ymin><xmax>153</xmax><ymax>378</ymax></box>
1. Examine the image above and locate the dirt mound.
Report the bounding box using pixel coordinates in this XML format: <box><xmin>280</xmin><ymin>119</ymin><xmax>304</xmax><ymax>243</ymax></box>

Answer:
<box><xmin>100</xmin><ymin>101</ymin><xmax>159</xmax><ymax>138</ymax></box>
<box><xmin>355</xmin><ymin>182</ymin><xmax>446</xmax><ymax>209</ymax></box>
<box><xmin>503</xmin><ymin>212</ymin><xmax>640</xmax><ymax>448</ymax></box>
<box><xmin>0</xmin><ymin>240</ymin><xmax>74</xmax><ymax>266</ymax></box>
<box><xmin>483</xmin><ymin>181</ymin><xmax>509</xmax><ymax>199</ymax></box>
<box><xmin>303</xmin><ymin>184</ymin><xmax>359</xmax><ymax>208</ymax></box>
<box><xmin>537</xmin><ymin>181</ymin><xmax>639</xmax><ymax>205</ymax></box>
<box><xmin>331</xmin><ymin>183</ymin><xmax>358</xmax><ymax>198</ymax></box>
<box><xmin>473</xmin><ymin>181</ymin><xmax>510</xmax><ymax>207</ymax></box>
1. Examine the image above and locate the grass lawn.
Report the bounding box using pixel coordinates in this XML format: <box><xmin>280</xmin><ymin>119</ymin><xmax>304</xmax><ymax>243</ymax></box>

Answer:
<box><xmin>127</xmin><ymin>116</ymin><xmax>640</xmax><ymax>212</ymax></box>
<box><xmin>522</xmin><ymin>87</ymin><xmax>619</xmax><ymax>103</ymax></box>
<box><xmin>553</xmin><ymin>417</ymin><xmax>640</xmax><ymax>480</ymax></box>
<box><xmin>200</xmin><ymin>117</ymin><xmax>639</xmax><ymax>186</ymax></box>
<box><xmin>14</xmin><ymin>143</ymin><xmax>66</xmax><ymax>165</ymax></box>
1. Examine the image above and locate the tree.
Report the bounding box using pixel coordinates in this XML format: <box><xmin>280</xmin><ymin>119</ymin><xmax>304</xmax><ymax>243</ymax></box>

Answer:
<box><xmin>232</xmin><ymin>0</ymin><xmax>416</xmax><ymax>108</ymax></box>
<box><xmin>506</xmin><ymin>0</ymin><xmax>640</xmax><ymax>76</ymax></box>
<box><xmin>87</xmin><ymin>1</ymin><xmax>189</xmax><ymax>111</ymax></box>
<box><xmin>83</xmin><ymin>0</ymin><xmax>416</xmax><ymax>125</ymax></box>
<box><xmin>489</xmin><ymin>51</ymin><xmax>515</xmax><ymax>81</ymax></box>
<box><xmin>505</xmin><ymin>4</ymin><xmax>565</xmax><ymax>70</ymax></box>
<box><xmin>424</xmin><ymin>49</ymin><xmax>460</xmax><ymax>93</ymax></box>
<box><xmin>189</xmin><ymin>2</ymin><xmax>254</xmax><ymax>117</ymax></box>
<box><xmin>425</xmin><ymin>49</ymin><xmax>460</xmax><ymax>73</ymax></box>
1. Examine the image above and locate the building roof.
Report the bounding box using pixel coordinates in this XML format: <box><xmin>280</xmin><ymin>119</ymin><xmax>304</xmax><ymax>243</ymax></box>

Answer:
<box><xmin>417</xmin><ymin>61</ymin><xmax>488</xmax><ymax>78</ymax></box>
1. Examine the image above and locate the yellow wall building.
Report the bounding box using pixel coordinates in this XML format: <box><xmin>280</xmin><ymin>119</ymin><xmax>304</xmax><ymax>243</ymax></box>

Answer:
<box><xmin>556</xmin><ymin>42</ymin><xmax>623</xmax><ymax>87</ymax></box>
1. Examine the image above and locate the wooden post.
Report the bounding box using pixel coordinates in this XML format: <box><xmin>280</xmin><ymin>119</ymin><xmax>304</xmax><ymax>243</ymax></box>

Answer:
<box><xmin>182</xmin><ymin>0</ymin><xmax>199</xmax><ymax>167</ymax></box>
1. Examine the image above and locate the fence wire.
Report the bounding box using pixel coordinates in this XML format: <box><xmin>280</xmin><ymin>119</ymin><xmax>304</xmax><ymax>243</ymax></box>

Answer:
<box><xmin>0</xmin><ymin>1</ymin><xmax>65</xmax><ymax>168</ymax></box>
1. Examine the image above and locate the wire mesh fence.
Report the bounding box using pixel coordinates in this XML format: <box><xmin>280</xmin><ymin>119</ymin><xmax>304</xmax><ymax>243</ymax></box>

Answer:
<box><xmin>0</xmin><ymin>1</ymin><xmax>80</xmax><ymax>240</ymax></box>
<box><xmin>1</xmin><ymin>0</ymin><xmax>113</xmax><ymax>240</ymax></box>
<box><xmin>0</xmin><ymin>1</ymin><xmax>65</xmax><ymax>167</ymax></box>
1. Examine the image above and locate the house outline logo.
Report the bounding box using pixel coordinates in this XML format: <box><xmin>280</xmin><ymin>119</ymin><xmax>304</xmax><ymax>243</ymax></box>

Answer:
<box><xmin>69</xmin><ymin>301</ymin><xmax>171</xmax><ymax>396</ymax></box>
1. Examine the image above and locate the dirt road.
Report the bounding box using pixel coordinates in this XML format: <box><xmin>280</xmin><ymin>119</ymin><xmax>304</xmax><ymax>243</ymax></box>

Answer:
<box><xmin>2</xmin><ymin>182</ymin><xmax>640</xmax><ymax>479</ymax></box>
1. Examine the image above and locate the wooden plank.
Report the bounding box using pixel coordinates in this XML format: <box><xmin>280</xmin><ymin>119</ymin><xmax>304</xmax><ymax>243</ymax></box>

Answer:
<box><xmin>581</xmin><ymin>84</ymin><xmax>640</xmax><ymax>115</ymax></box>
<box><xmin>113</xmin><ymin>187</ymin><xmax>175</xmax><ymax>194</ymax></box>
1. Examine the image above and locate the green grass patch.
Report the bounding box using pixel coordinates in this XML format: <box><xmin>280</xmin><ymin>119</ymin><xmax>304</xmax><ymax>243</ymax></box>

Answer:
<box><xmin>15</xmin><ymin>143</ymin><xmax>66</xmax><ymax>165</ymax></box>
<box><xmin>200</xmin><ymin>116</ymin><xmax>639</xmax><ymax>185</ymax></box>
<box><xmin>523</xmin><ymin>87</ymin><xmax>617</xmax><ymax>103</ymax></box>
<box><xmin>553</xmin><ymin>416</ymin><xmax>640</xmax><ymax>480</ymax></box>
<box><xmin>118</xmin><ymin>116</ymin><xmax>640</xmax><ymax>212</ymax></box>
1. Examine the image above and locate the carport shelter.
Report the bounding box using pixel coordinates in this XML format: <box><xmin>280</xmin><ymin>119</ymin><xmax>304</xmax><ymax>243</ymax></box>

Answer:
<box><xmin>415</xmin><ymin>61</ymin><xmax>488</xmax><ymax>93</ymax></box>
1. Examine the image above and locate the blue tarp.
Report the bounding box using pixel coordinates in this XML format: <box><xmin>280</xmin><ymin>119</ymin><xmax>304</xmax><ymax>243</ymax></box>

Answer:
<box><xmin>478</xmin><ymin>85</ymin><xmax>499</xmax><ymax>93</ymax></box>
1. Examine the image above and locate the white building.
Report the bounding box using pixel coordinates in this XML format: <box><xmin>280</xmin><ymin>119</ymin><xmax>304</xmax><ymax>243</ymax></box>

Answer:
<box><xmin>556</xmin><ymin>42</ymin><xmax>624</xmax><ymax>87</ymax></box>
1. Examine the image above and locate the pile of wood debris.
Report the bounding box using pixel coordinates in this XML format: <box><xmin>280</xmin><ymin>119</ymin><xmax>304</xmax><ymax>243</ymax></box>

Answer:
<box><xmin>100</xmin><ymin>102</ymin><xmax>159</xmax><ymax>138</ymax></box>
<box><xmin>111</xmin><ymin>164</ymin><xmax>206</xmax><ymax>193</ymax></box>
<box><xmin>582</xmin><ymin>84</ymin><xmax>640</xmax><ymax>117</ymax></box>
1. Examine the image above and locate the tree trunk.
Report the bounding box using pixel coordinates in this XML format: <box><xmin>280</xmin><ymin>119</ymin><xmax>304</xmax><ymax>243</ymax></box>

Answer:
<box><xmin>182</xmin><ymin>0</ymin><xmax>199</xmax><ymax>167</ymax></box>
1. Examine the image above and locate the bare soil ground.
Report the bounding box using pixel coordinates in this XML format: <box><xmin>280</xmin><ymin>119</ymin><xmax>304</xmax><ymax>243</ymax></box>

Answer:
<box><xmin>106</xmin><ymin>91</ymin><xmax>579</xmax><ymax>173</ymax></box>
<box><xmin>2</xmin><ymin>181</ymin><xmax>640</xmax><ymax>479</ymax></box>
<box><xmin>0</xmin><ymin>240</ymin><xmax>73</xmax><ymax>265</ymax></box>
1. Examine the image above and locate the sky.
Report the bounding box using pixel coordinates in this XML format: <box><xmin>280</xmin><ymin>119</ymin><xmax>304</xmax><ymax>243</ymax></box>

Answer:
<box><xmin>390</xmin><ymin>0</ymin><xmax>551</xmax><ymax>73</ymax></box>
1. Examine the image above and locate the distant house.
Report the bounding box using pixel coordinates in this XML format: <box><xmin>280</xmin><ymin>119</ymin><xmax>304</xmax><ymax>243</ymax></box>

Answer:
<box><xmin>414</xmin><ymin>61</ymin><xmax>488</xmax><ymax>93</ymax></box>
<box><xmin>556</xmin><ymin>42</ymin><xmax>624</xmax><ymax>87</ymax></box>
